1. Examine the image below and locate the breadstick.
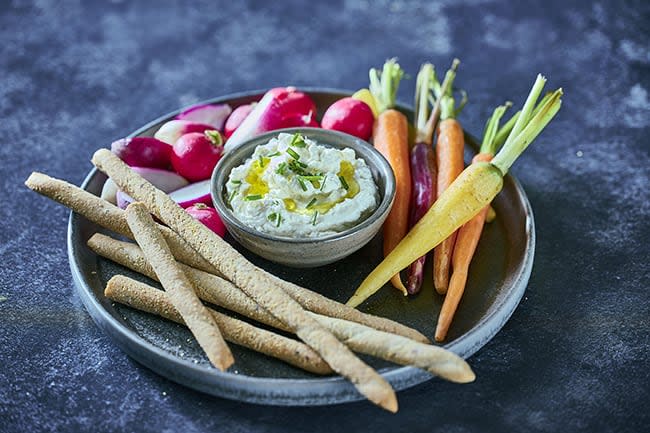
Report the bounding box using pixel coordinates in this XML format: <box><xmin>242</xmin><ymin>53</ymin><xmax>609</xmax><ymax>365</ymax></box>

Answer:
<box><xmin>89</xmin><ymin>233</ymin><xmax>288</xmax><ymax>332</ymax></box>
<box><xmin>24</xmin><ymin>172</ymin><xmax>215</xmax><ymax>274</ymax></box>
<box><xmin>124</xmin><ymin>202</ymin><xmax>234</xmax><ymax>370</ymax></box>
<box><xmin>25</xmin><ymin>172</ymin><xmax>427</xmax><ymax>343</ymax></box>
<box><xmin>89</xmin><ymin>233</ymin><xmax>474</xmax><ymax>383</ymax></box>
<box><xmin>105</xmin><ymin>275</ymin><xmax>331</xmax><ymax>375</ymax></box>
<box><xmin>309</xmin><ymin>315</ymin><xmax>474</xmax><ymax>383</ymax></box>
<box><xmin>92</xmin><ymin>149</ymin><xmax>397</xmax><ymax>412</ymax></box>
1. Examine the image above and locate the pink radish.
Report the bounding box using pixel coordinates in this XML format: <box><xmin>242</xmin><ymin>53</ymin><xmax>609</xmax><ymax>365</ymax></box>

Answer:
<box><xmin>171</xmin><ymin>130</ymin><xmax>224</xmax><ymax>182</ymax></box>
<box><xmin>175</xmin><ymin>103</ymin><xmax>232</xmax><ymax>131</ymax></box>
<box><xmin>224</xmin><ymin>103</ymin><xmax>255</xmax><ymax>138</ymax></box>
<box><xmin>321</xmin><ymin>97</ymin><xmax>374</xmax><ymax>141</ymax></box>
<box><xmin>168</xmin><ymin>179</ymin><xmax>212</xmax><ymax>208</ymax></box>
<box><xmin>114</xmin><ymin>167</ymin><xmax>189</xmax><ymax>209</ymax></box>
<box><xmin>185</xmin><ymin>203</ymin><xmax>226</xmax><ymax>237</ymax></box>
<box><xmin>224</xmin><ymin>87</ymin><xmax>316</xmax><ymax>152</ymax></box>
<box><xmin>110</xmin><ymin>136</ymin><xmax>171</xmax><ymax>168</ymax></box>
<box><xmin>154</xmin><ymin>120</ymin><xmax>216</xmax><ymax>145</ymax></box>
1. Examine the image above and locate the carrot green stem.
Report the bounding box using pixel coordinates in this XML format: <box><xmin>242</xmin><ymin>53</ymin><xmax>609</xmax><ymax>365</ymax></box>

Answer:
<box><xmin>502</xmin><ymin>74</ymin><xmax>546</xmax><ymax>150</ymax></box>
<box><xmin>493</xmin><ymin>110</ymin><xmax>520</xmax><ymax>148</ymax></box>
<box><xmin>479</xmin><ymin>102</ymin><xmax>511</xmax><ymax>155</ymax></box>
<box><xmin>432</xmin><ymin>61</ymin><xmax>462</xmax><ymax>120</ymax></box>
<box><xmin>369</xmin><ymin>58</ymin><xmax>404</xmax><ymax>113</ymax></box>
<box><xmin>424</xmin><ymin>58</ymin><xmax>460</xmax><ymax>141</ymax></box>
<box><xmin>492</xmin><ymin>93</ymin><xmax>552</xmax><ymax>149</ymax></box>
<box><xmin>414</xmin><ymin>63</ymin><xmax>435</xmax><ymax>143</ymax></box>
<box><xmin>492</xmin><ymin>88</ymin><xmax>563</xmax><ymax>174</ymax></box>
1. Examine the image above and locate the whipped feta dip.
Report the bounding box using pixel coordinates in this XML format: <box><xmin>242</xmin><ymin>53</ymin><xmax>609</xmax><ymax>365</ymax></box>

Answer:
<box><xmin>225</xmin><ymin>133</ymin><xmax>379</xmax><ymax>237</ymax></box>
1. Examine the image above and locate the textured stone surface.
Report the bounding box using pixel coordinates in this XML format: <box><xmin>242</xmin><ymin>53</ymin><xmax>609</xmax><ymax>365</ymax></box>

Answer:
<box><xmin>1</xmin><ymin>0</ymin><xmax>648</xmax><ymax>432</ymax></box>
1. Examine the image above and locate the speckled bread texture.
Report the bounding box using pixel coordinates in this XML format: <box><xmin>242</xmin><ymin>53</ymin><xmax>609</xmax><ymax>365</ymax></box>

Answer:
<box><xmin>89</xmin><ymin>233</ymin><xmax>473</xmax><ymax>383</ymax></box>
<box><xmin>92</xmin><ymin>149</ymin><xmax>397</xmax><ymax>412</ymax></box>
<box><xmin>26</xmin><ymin>171</ymin><xmax>426</xmax><ymax>343</ymax></box>
<box><xmin>105</xmin><ymin>275</ymin><xmax>332</xmax><ymax>375</ymax></box>
<box><xmin>124</xmin><ymin>202</ymin><xmax>234</xmax><ymax>370</ymax></box>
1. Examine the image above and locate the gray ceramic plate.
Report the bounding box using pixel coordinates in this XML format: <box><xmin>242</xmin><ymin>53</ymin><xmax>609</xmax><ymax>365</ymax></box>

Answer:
<box><xmin>68</xmin><ymin>89</ymin><xmax>535</xmax><ymax>406</ymax></box>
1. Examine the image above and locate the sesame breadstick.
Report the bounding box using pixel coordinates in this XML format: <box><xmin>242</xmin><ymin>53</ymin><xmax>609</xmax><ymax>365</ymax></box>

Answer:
<box><xmin>25</xmin><ymin>171</ymin><xmax>428</xmax><ymax>343</ymax></box>
<box><xmin>124</xmin><ymin>202</ymin><xmax>234</xmax><ymax>371</ymax></box>
<box><xmin>105</xmin><ymin>275</ymin><xmax>331</xmax><ymax>375</ymax></box>
<box><xmin>89</xmin><ymin>233</ymin><xmax>474</xmax><ymax>383</ymax></box>
<box><xmin>92</xmin><ymin>149</ymin><xmax>397</xmax><ymax>412</ymax></box>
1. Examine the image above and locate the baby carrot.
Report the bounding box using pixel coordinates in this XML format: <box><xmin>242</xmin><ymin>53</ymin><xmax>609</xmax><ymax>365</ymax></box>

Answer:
<box><xmin>369</xmin><ymin>59</ymin><xmax>411</xmax><ymax>295</ymax></box>
<box><xmin>432</xmin><ymin>63</ymin><xmax>468</xmax><ymax>295</ymax></box>
<box><xmin>435</xmin><ymin>103</ymin><xmax>511</xmax><ymax>342</ymax></box>
<box><xmin>347</xmin><ymin>75</ymin><xmax>562</xmax><ymax>307</ymax></box>
<box><xmin>405</xmin><ymin>63</ymin><xmax>438</xmax><ymax>295</ymax></box>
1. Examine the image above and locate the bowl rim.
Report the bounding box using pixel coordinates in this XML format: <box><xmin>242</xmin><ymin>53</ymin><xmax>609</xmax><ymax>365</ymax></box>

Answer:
<box><xmin>210</xmin><ymin>127</ymin><xmax>396</xmax><ymax>245</ymax></box>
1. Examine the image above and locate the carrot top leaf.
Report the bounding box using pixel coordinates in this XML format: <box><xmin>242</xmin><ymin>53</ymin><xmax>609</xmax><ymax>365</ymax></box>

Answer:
<box><xmin>492</xmin><ymin>77</ymin><xmax>563</xmax><ymax>174</ymax></box>
<box><xmin>431</xmin><ymin>58</ymin><xmax>464</xmax><ymax>120</ymax></box>
<box><xmin>369</xmin><ymin>58</ymin><xmax>404</xmax><ymax>113</ymax></box>
<box><xmin>414</xmin><ymin>63</ymin><xmax>436</xmax><ymax>143</ymax></box>
<box><xmin>480</xmin><ymin>102</ymin><xmax>512</xmax><ymax>155</ymax></box>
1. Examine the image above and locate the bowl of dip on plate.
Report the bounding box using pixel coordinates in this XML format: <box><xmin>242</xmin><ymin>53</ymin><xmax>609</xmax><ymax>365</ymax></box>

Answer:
<box><xmin>211</xmin><ymin>127</ymin><xmax>395</xmax><ymax>267</ymax></box>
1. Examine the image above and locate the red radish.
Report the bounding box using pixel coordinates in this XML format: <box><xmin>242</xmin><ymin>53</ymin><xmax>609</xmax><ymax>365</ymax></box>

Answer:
<box><xmin>282</xmin><ymin>110</ymin><xmax>319</xmax><ymax>128</ymax></box>
<box><xmin>114</xmin><ymin>166</ymin><xmax>189</xmax><ymax>209</ymax></box>
<box><xmin>110</xmin><ymin>137</ymin><xmax>171</xmax><ymax>168</ymax></box>
<box><xmin>321</xmin><ymin>97</ymin><xmax>374</xmax><ymax>140</ymax></box>
<box><xmin>224</xmin><ymin>103</ymin><xmax>255</xmax><ymax>138</ymax></box>
<box><xmin>175</xmin><ymin>103</ymin><xmax>232</xmax><ymax>131</ymax></box>
<box><xmin>168</xmin><ymin>179</ymin><xmax>212</xmax><ymax>208</ymax></box>
<box><xmin>225</xmin><ymin>87</ymin><xmax>316</xmax><ymax>152</ymax></box>
<box><xmin>185</xmin><ymin>203</ymin><xmax>226</xmax><ymax>237</ymax></box>
<box><xmin>171</xmin><ymin>130</ymin><xmax>224</xmax><ymax>182</ymax></box>
<box><xmin>154</xmin><ymin>120</ymin><xmax>216</xmax><ymax>145</ymax></box>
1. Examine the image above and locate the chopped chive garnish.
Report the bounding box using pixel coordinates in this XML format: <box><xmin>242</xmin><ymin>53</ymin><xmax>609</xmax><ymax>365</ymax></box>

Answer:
<box><xmin>297</xmin><ymin>177</ymin><xmax>307</xmax><ymax>191</ymax></box>
<box><xmin>300</xmin><ymin>175</ymin><xmax>323</xmax><ymax>181</ymax></box>
<box><xmin>319</xmin><ymin>175</ymin><xmax>327</xmax><ymax>191</ymax></box>
<box><xmin>266</xmin><ymin>151</ymin><xmax>281</xmax><ymax>158</ymax></box>
<box><xmin>267</xmin><ymin>212</ymin><xmax>282</xmax><ymax>226</ymax></box>
<box><xmin>228</xmin><ymin>189</ymin><xmax>237</xmax><ymax>204</ymax></box>
<box><xmin>230</xmin><ymin>180</ymin><xmax>242</xmax><ymax>185</ymax></box>
<box><xmin>291</xmin><ymin>133</ymin><xmax>307</xmax><ymax>148</ymax></box>
<box><xmin>339</xmin><ymin>175</ymin><xmax>349</xmax><ymax>190</ymax></box>
<box><xmin>276</xmin><ymin>162</ymin><xmax>288</xmax><ymax>175</ymax></box>
<box><xmin>245</xmin><ymin>194</ymin><xmax>263</xmax><ymax>201</ymax></box>
<box><xmin>286</xmin><ymin>148</ymin><xmax>301</xmax><ymax>160</ymax></box>
<box><xmin>306</xmin><ymin>198</ymin><xmax>317</xmax><ymax>209</ymax></box>
<box><xmin>258</xmin><ymin>155</ymin><xmax>265</xmax><ymax>167</ymax></box>
<box><xmin>311</xmin><ymin>211</ymin><xmax>318</xmax><ymax>226</ymax></box>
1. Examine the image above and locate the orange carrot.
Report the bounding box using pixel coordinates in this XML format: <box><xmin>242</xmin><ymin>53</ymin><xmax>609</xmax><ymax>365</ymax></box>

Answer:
<box><xmin>430</xmin><ymin>62</ymin><xmax>468</xmax><ymax>295</ymax></box>
<box><xmin>433</xmin><ymin>113</ymin><xmax>465</xmax><ymax>294</ymax></box>
<box><xmin>435</xmin><ymin>103</ymin><xmax>512</xmax><ymax>341</ymax></box>
<box><xmin>368</xmin><ymin>59</ymin><xmax>410</xmax><ymax>294</ymax></box>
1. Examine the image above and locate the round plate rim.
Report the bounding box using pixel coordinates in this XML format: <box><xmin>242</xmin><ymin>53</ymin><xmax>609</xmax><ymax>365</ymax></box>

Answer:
<box><xmin>67</xmin><ymin>88</ymin><xmax>535</xmax><ymax>406</ymax></box>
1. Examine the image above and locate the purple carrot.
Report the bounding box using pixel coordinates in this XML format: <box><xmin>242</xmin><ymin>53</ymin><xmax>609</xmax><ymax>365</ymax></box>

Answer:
<box><xmin>406</xmin><ymin>142</ymin><xmax>437</xmax><ymax>294</ymax></box>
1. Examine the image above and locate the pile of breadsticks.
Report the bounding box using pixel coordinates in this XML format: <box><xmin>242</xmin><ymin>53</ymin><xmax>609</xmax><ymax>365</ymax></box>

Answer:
<box><xmin>25</xmin><ymin>149</ymin><xmax>475</xmax><ymax>412</ymax></box>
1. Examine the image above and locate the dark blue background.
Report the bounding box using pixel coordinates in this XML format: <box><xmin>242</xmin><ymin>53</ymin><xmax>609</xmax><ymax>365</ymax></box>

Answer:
<box><xmin>2</xmin><ymin>1</ymin><xmax>649</xmax><ymax>432</ymax></box>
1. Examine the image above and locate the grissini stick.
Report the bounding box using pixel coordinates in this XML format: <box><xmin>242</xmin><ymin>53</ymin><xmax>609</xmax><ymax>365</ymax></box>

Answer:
<box><xmin>24</xmin><ymin>172</ymin><xmax>214</xmax><ymax>273</ymax></box>
<box><xmin>91</xmin><ymin>149</ymin><xmax>397</xmax><ymax>413</ymax></box>
<box><xmin>124</xmin><ymin>202</ymin><xmax>234</xmax><ymax>371</ymax></box>
<box><xmin>25</xmin><ymin>172</ymin><xmax>428</xmax><ymax>343</ymax></box>
<box><xmin>89</xmin><ymin>233</ymin><xmax>474</xmax><ymax>383</ymax></box>
<box><xmin>105</xmin><ymin>275</ymin><xmax>331</xmax><ymax>375</ymax></box>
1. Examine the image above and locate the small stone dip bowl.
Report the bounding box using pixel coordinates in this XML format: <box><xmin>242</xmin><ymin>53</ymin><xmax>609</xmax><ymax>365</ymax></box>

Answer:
<box><xmin>211</xmin><ymin>127</ymin><xmax>395</xmax><ymax>268</ymax></box>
